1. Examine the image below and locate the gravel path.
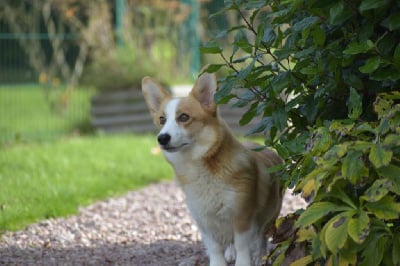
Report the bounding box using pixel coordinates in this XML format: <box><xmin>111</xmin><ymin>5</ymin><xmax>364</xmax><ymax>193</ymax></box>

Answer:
<box><xmin>0</xmin><ymin>181</ymin><xmax>306</xmax><ymax>266</ymax></box>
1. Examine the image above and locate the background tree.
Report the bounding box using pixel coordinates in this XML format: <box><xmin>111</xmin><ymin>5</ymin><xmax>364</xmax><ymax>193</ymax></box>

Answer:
<box><xmin>2</xmin><ymin>0</ymin><xmax>113</xmax><ymax>112</ymax></box>
<box><xmin>202</xmin><ymin>0</ymin><xmax>400</xmax><ymax>265</ymax></box>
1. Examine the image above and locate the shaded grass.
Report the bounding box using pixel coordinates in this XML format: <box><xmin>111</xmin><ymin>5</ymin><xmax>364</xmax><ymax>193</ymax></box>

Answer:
<box><xmin>0</xmin><ymin>134</ymin><xmax>172</xmax><ymax>232</ymax></box>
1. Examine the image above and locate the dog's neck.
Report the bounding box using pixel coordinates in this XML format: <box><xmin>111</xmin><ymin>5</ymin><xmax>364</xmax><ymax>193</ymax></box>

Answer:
<box><xmin>201</xmin><ymin>120</ymin><xmax>238</xmax><ymax>174</ymax></box>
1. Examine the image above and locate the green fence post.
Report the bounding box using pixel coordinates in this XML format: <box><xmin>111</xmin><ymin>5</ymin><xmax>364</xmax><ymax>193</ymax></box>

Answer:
<box><xmin>180</xmin><ymin>0</ymin><xmax>200</xmax><ymax>79</ymax></box>
<box><xmin>115</xmin><ymin>0</ymin><xmax>126</xmax><ymax>47</ymax></box>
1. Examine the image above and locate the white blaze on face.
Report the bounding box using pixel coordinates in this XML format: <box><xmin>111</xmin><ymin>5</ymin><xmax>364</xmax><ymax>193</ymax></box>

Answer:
<box><xmin>159</xmin><ymin>98</ymin><xmax>191</xmax><ymax>150</ymax></box>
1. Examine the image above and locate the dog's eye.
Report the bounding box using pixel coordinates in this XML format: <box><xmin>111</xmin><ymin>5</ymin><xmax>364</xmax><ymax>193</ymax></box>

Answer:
<box><xmin>159</xmin><ymin>116</ymin><xmax>166</xmax><ymax>125</ymax></box>
<box><xmin>178</xmin><ymin>113</ymin><xmax>190</xmax><ymax>122</ymax></box>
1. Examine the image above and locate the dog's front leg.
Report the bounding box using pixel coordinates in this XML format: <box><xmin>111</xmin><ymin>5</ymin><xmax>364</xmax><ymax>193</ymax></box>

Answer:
<box><xmin>202</xmin><ymin>233</ymin><xmax>227</xmax><ymax>266</ymax></box>
<box><xmin>234</xmin><ymin>230</ymin><xmax>252</xmax><ymax>266</ymax></box>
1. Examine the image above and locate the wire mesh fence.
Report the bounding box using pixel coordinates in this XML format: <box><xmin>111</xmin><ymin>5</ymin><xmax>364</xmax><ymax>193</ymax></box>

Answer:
<box><xmin>0</xmin><ymin>0</ymin><xmax>204</xmax><ymax>144</ymax></box>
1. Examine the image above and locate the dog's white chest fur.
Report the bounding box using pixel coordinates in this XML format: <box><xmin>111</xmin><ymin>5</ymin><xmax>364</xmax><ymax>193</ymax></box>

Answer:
<box><xmin>183</xmin><ymin>168</ymin><xmax>237</xmax><ymax>242</ymax></box>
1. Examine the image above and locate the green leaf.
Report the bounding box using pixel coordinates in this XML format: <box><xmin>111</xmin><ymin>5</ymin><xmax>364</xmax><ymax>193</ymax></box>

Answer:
<box><xmin>274</xmin><ymin>48</ymin><xmax>295</xmax><ymax>60</ymax></box>
<box><xmin>344</xmin><ymin>73</ymin><xmax>364</xmax><ymax>89</ymax></box>
<box><xmin>244</xmin><ymin>0</ymin><xmax>266</xmax><ymax>10</ymax></box>
<box><xmin>348</xmin><ymin>210</ymin><xmax>370</xmax><ymax>244</ymax></box>
<box><xmin>237</xmin><ymin>58</ymin><xmax>256</xmax><ymax>80</ymax></box>
<box><xmin>359</xmin><ymin>0</ymin><xmax>390</xmax><ymax>12</ymax></box>
<box><xmin>324</xmin><ymin>212</ymin><xmax>350</xmax><ymax>253</ymax></box>
<box><xmin>234</xmin><ymin>30</ymin><xmax>253</xmax><ymax>54</ymax></box>
<box><xmin>300</xmin><ymin>66</ymin><xmax>318</xmax><ymax>75</ymax></box>
<box><xmin>371</xmin><ymin>66</ymin><xmax>400</xmax><ymax>81</ymax></box>
<box><xmin>383</xmin><ymin>134</ymin><xmax>400</xmax><ymax>146</ymax></box>
<box><xmin>329</xmin><ymin>1</ymin><xmax>344</xmax><ymax>24</ymax></box>
<box><xmin>312</xmin><ymin>26</ymin><xmax>325</xmax><ymax>46</ymax></box>
<box><xmin>360</xmin><ymin>235</ymin><xmax>388</xmax><ymax>266</ymax></box>
<box><xmin>262</xmin><ymin>27</ymin><xmax>276</xmax><ymax>47</ymax></box>
<box><xmin>329</xmin><ymin>1</ymin><xmax>353</xmax><ymax>25</ymax></box>
<box><xmin>393</xmin><ymin>231</ymin><xmax>400</xmax><ymax>265</ymax></box>
<box><xmin>394</xmin><ymin>43</ymin><xmax>400</xmax><ymax>64</ymax></box>
<box><xmin>200</xmin><ymin>42</ymin><xmax>222</xmax><ymax>54</ymax></box>
<box><xmin>239</xmin><ymin>102</ymin><xmax>257</xmax><ymax>126</ymax></box>
<box><xmin>381</xmin><ymin>12</ymin><xmax>400</xmax><ymax>31</ymax></box>
<box><xmin>369</xmin><ymin>144</ymin><xmax>393</xmax><ymax>168</ymax></box>
<box><xmin>292</xmin><ymin>16</ymin><xmax>320</xmax><ymax>32</ymax></box>
<box><xmin>271</xmin><ymin>107</ymin><xmax>288</xmax><ymax>131</ymax></box>
<box><xmin>347</xmin><ymin>87</ymin><xmax>362</xmax><ymax>120</ymax></box>
<box><xmin>342</xmin><ymin>150</ymin><xmax>369</xmax><ymax>184</ymax></box>
<box><xmin>365</xmin><ymin>195</ymin><xmax>400</xmax><ymax>220</ymax></box>
<box><xmin>377</xmin><ymin>164</ymin><xmax>400</xmax><ymax>195</ymax></box>
<box><xmin>265</xmin><ymin>163</ymin><xmax>285</xmax><ymax>174</ymax></box>
<box><xmin>325</xmin><ymin>187</ymin><xmax>357</xmax><ymax>209</ymax></box>
<box><xmin>271</xmin><ymin>72</ymin><xmax>291</xmax><ymax>94</ymax></box>
<box><xmin>359</xmin><ymin>56</ymin><xmax>381</xmax><ymax>73</ymax></box>
<box><xmin>203</xmin><ymin>64</ymin><xmax>224</xmax><ymax>73</ymax></box>
<box><xmin>214</xmin><ymin>79</ymin><xmax>234</xmax><ymax>104</ymax></box>
<box><xmin>296</xmin><ymin>202</ymin><xmax>349</xmax><ymax>227</ymax></box>
<box><xmin>246</xmin><ymin>117</ymin><xmax>270</xmax><ymax>135</ymax></box>
<box><xmin>274</xmin><ymin>143</ymin><xmax>290</xmax><ymax>159</ymax></box>
<box><xmin>343</xmin><ymin>41</ymin><xmax>373</xmax><ymax>54</ymax></box>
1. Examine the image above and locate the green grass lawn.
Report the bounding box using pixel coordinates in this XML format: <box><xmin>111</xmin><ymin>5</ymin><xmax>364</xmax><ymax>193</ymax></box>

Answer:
<box><xmin>0</xmin><ymin>85</ymin><xmax>93</xmax><ymax>144</ymax></box>
<box><xmin>0</xmin><ymin>134</ymin><xmax>173</xmax><ymax>233</ymax></box>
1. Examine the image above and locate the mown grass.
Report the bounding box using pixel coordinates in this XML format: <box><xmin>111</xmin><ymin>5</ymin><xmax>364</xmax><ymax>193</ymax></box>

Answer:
<box><xmin>0</xmin><ymin>134</ymin><xmax>172</xmax><ymax>232</ymax></box>
<box><xmin>0</xmin><ymin>85</ymin><xmax>94</xmax><ymax>144</ymax></box>
<box><xmin>0</xmin><ymin>85</ymin><xmax>173</xmax><ymax>233</ymax></box>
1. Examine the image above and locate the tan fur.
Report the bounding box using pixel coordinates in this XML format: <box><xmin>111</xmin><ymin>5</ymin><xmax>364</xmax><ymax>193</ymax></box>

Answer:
<box><xmin>142</xmin><ymin>73</ymin><xmax>283</xmax><ymax>266</ymax></box>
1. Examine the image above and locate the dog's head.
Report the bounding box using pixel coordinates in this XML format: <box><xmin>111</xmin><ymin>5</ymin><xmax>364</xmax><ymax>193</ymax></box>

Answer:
<box><xmin>142</xmin><ymin>73</ymin><xmax>219</xmax><ymax>155</ymax></box>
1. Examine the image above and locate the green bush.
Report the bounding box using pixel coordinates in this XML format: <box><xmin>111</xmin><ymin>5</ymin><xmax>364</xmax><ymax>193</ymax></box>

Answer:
<box><xmin>202</xmin><ymin>0</ymin><xmax>400</xmax><ymax>265</ymax></box>
<box><xmin>81</xmin><ymin>45</ymin><xmax>156</xmax><ymax>91</ymax></box>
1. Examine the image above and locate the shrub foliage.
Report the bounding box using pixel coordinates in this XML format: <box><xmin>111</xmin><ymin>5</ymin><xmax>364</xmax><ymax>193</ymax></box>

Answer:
<box><xmin>202</xmin><ymin>0</ymin><xmax>400</xmax><ymax>265</ymax></box>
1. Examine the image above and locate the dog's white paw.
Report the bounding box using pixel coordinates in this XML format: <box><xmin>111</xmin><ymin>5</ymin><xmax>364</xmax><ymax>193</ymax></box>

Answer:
<box><xmin>224</xmin><ymin>244</ymin><xmax>236</xmax><ymax>263</ymax></box>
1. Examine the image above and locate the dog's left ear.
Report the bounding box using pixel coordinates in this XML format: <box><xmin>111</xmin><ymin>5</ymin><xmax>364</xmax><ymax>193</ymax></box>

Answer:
<box><xmin>191</xmin><ymin>72</ymin><xmax>217</xmax><ymax>115</ymax></box>
<box><xmin>142</xmin><ymin>77</ymin><xmax>170</xmax><ymax>115</ymax></box>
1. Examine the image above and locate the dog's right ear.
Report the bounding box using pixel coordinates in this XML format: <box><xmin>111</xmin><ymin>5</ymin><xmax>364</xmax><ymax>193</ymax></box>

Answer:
<box><xmin>141</xmin><ymin>77</ymin><xmax>170</xmax><ymax>114</ymax></box>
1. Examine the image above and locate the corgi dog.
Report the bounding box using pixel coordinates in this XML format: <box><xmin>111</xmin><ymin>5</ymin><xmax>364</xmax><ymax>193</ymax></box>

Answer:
<box><xmin>141</xmin><ymin>72</ymin><xmax>283</xmax><ymax>266</ymax></box>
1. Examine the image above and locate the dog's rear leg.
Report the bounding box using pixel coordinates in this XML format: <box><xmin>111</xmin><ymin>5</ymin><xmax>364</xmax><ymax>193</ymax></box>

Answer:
<box><xmin>202</xmin><ymin>233</ymin><xmax>227</xmax><ymax>266</ymax></box>
<box><xmin>234</xmin><ymin>230</ymin><xmax>252</xmax><ymax>266</ymax></box>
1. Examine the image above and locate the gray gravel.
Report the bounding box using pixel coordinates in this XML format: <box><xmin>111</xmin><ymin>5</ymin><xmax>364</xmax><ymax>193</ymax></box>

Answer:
<box><xmin>0</xmin><ymin>181</ymin><xmax>306</xmax><ymax>266</ymax></box>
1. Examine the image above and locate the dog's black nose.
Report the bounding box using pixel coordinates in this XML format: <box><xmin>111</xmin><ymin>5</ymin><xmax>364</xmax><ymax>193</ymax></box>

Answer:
<box><xmin>157</xmin><ymin>133</ymin><xmax>171</xmax><ymax>146</ymax></box>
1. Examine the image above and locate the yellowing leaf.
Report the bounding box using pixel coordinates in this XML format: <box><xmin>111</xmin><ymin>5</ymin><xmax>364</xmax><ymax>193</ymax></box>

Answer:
<box><xmin>361</xmin><ymin>178</ymin><xmax>391</xmax><ymax>202</ymax></box>
<box><xmin>311</xmin><ymin>127</ymin><xmax>333</xmax><ymax>154</ymax></box>
<box><xmin>324</xmin><ymin>212</ymin><xmax>350</xmax><ymax>253</ymax></box>
<box><xmin>369</xmin><ymin>144</ymin><xmax>393</xmax><ymax>168</ymax></box>
<box><xmin>296</xmin><ymin>226</ymin><xmax>317</xmax><ymax>242</ymax></box>
<box><xmin>365</xmin><ymin>195</ymin><xmax>400</xmax><ymax>220</ymax></box>
<box><xmin>301</xmin><ymin>178</ymin><xmax>316</xmax><ymax>200</ymax></box>
<box><xmin>383</xmin><ymin>134</ymin><xmax>400</xmax><ymax>146</ymax></box>
<box><xmin>296</xmin><ymin>202</ymin><xmax>348</xmax><ymax>227</ymax></box>
<box><xmin>347</xmin><ymin>210</ymin><xmax>370</xmax><ymax>244</ymax></box>
<box><xmin>340</xmin><ymin>247</ymin><xmax>357</xmax><ymax>266</ymax></box>
<box><xmin>290</xmin><ymin>255</ymin><xmax>313</xmax><ymax>266</ymax></box>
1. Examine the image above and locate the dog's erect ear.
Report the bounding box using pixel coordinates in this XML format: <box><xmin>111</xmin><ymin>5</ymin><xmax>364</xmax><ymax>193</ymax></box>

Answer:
<box><xmin>142</xmin><ymin>77</ymin><xmax>170</xmax><ymax>114</ymax></box>
<box><xmin>190</xmin><ymin>72</ymin><xmax>217</xmax><ymax>114</ymax></box>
